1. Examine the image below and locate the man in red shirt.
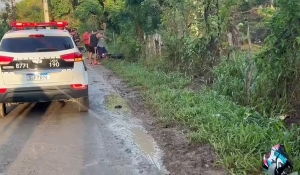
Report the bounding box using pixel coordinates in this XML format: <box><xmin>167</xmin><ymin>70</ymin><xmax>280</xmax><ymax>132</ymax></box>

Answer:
<box><xmin>82</xmin><ymin>30</ymin><xmax>90</xmax><ymax>54</ymax></box>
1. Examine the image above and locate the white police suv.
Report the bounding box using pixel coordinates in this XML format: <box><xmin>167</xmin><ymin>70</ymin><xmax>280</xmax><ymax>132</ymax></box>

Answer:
<box><xmin>0</xmin><ymin>21</ymin><xmax>89</xmax><ymax>117</ymax></box>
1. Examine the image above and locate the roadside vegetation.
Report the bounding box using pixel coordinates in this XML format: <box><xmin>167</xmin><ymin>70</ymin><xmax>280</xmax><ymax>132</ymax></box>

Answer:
<box><xmin>0</xmin><ymin>0</ymin><xmax>299</xmax><ymax>173</ymax></box>
<box><xmin>103</xmin><ymin>0</ymin><xmax>300</xmax><ymax>173</ymax></box>
<box><xmin>104</xmin><ymin>60</ymin><xmax>300</xmax><ymax>174</ymax></box>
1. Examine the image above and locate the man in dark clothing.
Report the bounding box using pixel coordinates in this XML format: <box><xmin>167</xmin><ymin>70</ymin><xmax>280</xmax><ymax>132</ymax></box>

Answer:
<box><xmin>88</xmin><ymin>31</ymin><xmax>99</xmax><ymax>65</ymax></box>
<box><xmin>71</xmin><ymin>28</ymin><xmax>80</xmax><ymax>46</ymax></box>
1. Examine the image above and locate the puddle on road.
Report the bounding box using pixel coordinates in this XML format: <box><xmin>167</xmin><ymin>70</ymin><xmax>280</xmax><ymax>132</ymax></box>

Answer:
<box><xmin>86</xmin><ymin>64</ymin><xmax>169</xmax><ymax>174</ymax></box>
<box><xmin>130</xmin><ymin>127</ymin><xmax>157</xmax><ymax>162</ymax></box>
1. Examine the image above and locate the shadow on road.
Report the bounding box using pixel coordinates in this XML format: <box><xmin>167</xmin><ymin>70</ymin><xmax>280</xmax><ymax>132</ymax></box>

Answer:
<box><xmin>0</xmin><ymin>103</ymin><xmax>31</xmax><ymax>135</ymax></box>
<box><xmin>0</xmin><ymin>102</ymin><xmax>51</xmax><ymax>173</ymax></box>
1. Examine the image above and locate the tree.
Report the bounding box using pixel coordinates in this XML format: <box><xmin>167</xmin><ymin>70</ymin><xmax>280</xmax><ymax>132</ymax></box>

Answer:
<box><xmin>49</xmin><ymin>0</ymin><xmax>73</xmax><ymax>20</ymax></box>
<box><xmin>253</xmin><ymin>0</ymin><xmax>300</xmax><ymax>112</ymax></box>
<box><xmin>15</xmin><ymin>0</ymin><xmax>43</xmax><ymax>22</ymax></box>
<box><xmin>1</xmin><ymin>0</ymin><xmax>17</xmax><ymax>22</ymax></box>
<box><xmin>0</xmin><ymin>24</ymin><xmax>8</xmax><ymax>37</ymax></box>
<box><xmin>74</xmin><ymin>0</ymin><xmax>104</xmax><ymax>32</ymax></box>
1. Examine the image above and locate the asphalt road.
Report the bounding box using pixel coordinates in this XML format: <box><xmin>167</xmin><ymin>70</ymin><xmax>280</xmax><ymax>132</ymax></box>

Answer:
<box><xmin>0</xmin><ymin>65</ymin><xmax>165</xmax><ymax>175</ymax></box>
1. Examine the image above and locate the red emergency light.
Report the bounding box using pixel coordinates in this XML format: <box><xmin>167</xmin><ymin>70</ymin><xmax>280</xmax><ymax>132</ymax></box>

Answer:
<box><xmin>9</xmin><ymin>21</ymin><xmax>68</xmax><ymax>28</ymax></box>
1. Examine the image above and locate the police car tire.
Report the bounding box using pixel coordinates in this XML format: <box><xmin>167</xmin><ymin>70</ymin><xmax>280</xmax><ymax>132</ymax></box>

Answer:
<box><xmin>77</xmin><ymin>97</ymin><xmax>89</xmax><ymax>112</ymax></box>
<box><xmin>0</xmin><ymin>103</ymin><xmax>6</xmax><ymax>117</ymax></box>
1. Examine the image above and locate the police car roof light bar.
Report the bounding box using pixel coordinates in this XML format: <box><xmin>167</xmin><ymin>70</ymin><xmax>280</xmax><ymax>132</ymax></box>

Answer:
<box><xmin>9</xmin><ymin>21</ymin><xmax>68</xmax><ymax>28</ymax></box>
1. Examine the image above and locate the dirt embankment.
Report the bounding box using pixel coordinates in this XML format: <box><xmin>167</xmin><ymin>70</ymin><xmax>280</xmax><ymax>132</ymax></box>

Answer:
<box><xmin>103</xmin><ymin>70</ymin><xmax>227</xmax><ymax>175</ymax></box>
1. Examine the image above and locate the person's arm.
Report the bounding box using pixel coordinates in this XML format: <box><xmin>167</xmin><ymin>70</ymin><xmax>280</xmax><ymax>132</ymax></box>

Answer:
<box><xmin>100</xmin><ymin>35</ymin><xmax>111</xmax><ymax>41</ymax></box>
<box><xmin>75</xmin><ymin>34</ymin><xmax>81</xmax><ymax>42</ymax></box>
<box><xmin>74</xmin><ymin>37</ymin><xmax>80</xmax><ymax>42</ymax></box>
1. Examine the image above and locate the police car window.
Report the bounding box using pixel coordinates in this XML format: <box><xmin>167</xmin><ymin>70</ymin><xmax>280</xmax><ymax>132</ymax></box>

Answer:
<box><xmin>0</xmin><ymin>36</ymin><xmax>74</xmax><ymax>53</ymax></box>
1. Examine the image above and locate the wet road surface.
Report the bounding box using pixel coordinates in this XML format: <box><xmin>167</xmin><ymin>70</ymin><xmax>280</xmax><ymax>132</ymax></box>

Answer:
<box><xmin>0</xmin><ymin>65</ymin><xmax>165</xmax><ymax>175</ymax></box>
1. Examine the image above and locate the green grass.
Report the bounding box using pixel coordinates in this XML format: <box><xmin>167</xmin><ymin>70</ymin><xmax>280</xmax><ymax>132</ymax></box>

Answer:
<box><xmin>103</xmin><ymin>60</ymin><xmax>300</xmax><ymax>174</ymax></box>
<box><xmin>103</xmin><ymin>93</ymin><xmax>130</xmax><ymax>114</ymax></box>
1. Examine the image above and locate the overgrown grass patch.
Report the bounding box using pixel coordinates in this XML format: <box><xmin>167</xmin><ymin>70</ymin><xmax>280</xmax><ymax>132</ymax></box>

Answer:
<box><xmin>212</xmin><ymin>52</ymin><xmax>289</xmax><ymax>116</ymax></box>
<box><xmin>103</xmin><ymin>60</ymin><xmax>300</xmax><ymax>174</ymax></box>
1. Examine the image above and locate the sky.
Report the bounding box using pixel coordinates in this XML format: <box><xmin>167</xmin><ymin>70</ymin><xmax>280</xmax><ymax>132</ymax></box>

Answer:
<box><xmin>0</xmin><ymin>0</ymin><xmax>22</xmax><ymax>10</ymax></box>
<box><xmin>0</xmin><ymin>3</ymin><xmax>4</xmax><ymax>9</ymax></box>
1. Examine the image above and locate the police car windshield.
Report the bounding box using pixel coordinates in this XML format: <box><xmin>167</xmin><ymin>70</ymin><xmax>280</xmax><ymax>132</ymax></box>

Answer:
<box><xmin>0</xmin><ymin>36</ymin><xmax>74</xmax><ymax>53</ymax></box>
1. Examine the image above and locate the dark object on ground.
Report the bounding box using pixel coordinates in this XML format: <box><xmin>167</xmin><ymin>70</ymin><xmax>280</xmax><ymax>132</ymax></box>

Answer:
<box><xmin>108</xmin><ymin>53</ymin><xmax>124</xmax><ymax>59</ymax></box>
<box><xmin>115</xmin><ymin>105</ymin><xmax>122</xmax><ymax>109</ymax></box>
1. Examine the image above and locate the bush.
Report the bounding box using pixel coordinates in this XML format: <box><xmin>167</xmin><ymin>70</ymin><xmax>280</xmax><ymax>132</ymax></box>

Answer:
<box><xmin>212</xmin><ymin>52</ymin><xmax>289</xmax><ymax>116</ymax></box>
<box><xmin>104</xmin><ymin>60</ymin><xmax>300</xmax><ymax>174</ymax></box>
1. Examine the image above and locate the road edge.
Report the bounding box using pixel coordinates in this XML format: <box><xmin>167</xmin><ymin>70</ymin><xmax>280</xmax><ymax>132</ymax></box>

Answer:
<box><xmin>102</xmin><ymin>67</ymin><xmax>227</xmax><ymax>175</ymax></box>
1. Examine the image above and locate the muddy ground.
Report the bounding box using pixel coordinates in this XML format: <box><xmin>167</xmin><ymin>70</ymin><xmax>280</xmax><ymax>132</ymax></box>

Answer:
<box><xmin>0</xmin><ymin>65</ymin><xmax>166</xmax><ymax>175</ymax></box>
<box><xmin>103</xmin><ymin>67</ymin><xmax>227</xmax><ymax>175</ymax></box>
<box><xmin>0</xmin><ymin>61</ymin><xmax>227</xmax><ymax>175</ymax></box>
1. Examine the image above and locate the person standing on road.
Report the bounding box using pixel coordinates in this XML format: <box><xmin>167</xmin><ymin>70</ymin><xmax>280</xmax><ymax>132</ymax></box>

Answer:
<box><xmin>88</xmin><ymin>30</ymin><xmax>99</xmax><ymax>65</ymax></box>
<box><xmin>82</xmin><ymin>30</ymin><xmax>90</xmax><ymax>55</ymax></box>
<box><xmin>97</xmin><ymin>30</ymin><xmax>110</xmax><ymax>63</ymax></box>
